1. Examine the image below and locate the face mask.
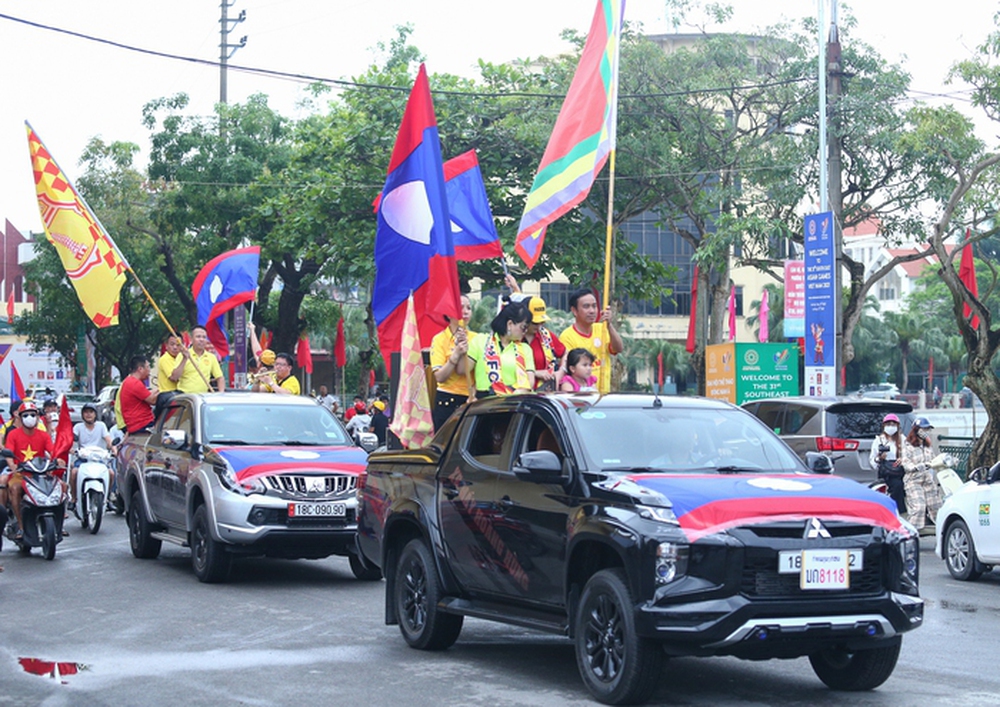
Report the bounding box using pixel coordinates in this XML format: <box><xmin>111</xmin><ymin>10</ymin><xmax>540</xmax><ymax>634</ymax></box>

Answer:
<box><xmin>21</xmin><ymin>414</ymin><xmax>38</xmax><ymax>429</ymax></box>
<box><xmin>48</xmin><ymin>412</ymin><xmax>59</xmax><ymax>422</ymax></box>
<box><xmin>884</xmin><ymin>425</ymin><xmax>898</xmax><ymax>436</ymax></box>
<box><xmin>917</xmin><ymin>429</ymin><xmax>929</xmax><ymax>440</ymax></box>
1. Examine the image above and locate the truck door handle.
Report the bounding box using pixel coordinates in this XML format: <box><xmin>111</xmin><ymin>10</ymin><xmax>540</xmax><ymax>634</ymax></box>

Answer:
<box><xmin>498</xmin><ymin>495</ymin><xmax>514</xmax><ymax>510</ymax></box>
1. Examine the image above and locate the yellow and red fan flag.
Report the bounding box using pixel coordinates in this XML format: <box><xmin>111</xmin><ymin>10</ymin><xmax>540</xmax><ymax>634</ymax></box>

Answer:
<box><xmin>26</xmin><ymin>123</ymin><xmax>128</xmax><ymax>328</ymax></box>
<box><xmin>389</xmin><ymin>294</ymin><xmax>435</xmax><ymax>449</ymax></box>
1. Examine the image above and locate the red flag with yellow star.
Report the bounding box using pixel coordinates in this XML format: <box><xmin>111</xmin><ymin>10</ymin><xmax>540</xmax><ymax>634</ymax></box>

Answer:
<box><xmin>26</xmin><ymin>123</ymin><xmax>128</xmax><ymax>327</ymax></box>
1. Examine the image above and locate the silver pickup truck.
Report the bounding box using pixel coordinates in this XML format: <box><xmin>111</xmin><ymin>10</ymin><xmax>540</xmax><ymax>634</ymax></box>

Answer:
<box><xmin>118</xmin><ymin>392</ymin><xmax>380</xmax><ymax>583</ymax></box>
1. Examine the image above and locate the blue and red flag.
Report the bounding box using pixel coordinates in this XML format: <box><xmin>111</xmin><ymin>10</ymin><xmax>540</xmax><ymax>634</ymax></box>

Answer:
<box><xmin>444</xmin><ymin>150</ymin><xmax>502</xmax><ymax>262</ymax></box>
<box><xmin>191</xmin><ymin>246</ymin><xmax>261</xmax><ymax>358</ymax></box>
<box><xmin>624</xmin><ymin>473</ymin><xmax>905</xmax><ymax>541</ymax></box>
<box><xmin>10</xmin><ymin>361</ymin><xmax>25</xmax><ymax>408</ymax></box>
<box><xmin>373</xmin><ymin>64</ymin><xmax>461</xmax><ymax>365</ymax></box>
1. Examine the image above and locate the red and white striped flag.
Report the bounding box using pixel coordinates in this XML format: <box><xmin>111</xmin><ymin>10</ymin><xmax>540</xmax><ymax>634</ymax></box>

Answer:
<box><xmin>389</xmin><ymin>294</ymin><xmax>435</xmax><ymax>449</ymax></box>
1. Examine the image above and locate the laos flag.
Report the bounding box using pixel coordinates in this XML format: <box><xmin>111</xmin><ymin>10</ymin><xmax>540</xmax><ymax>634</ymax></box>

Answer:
<box><xmin>373</xmin><ymin>64</ymin><xmax>461</xmax><ymax>367</ymax></box>
<box><xmin>444</xmin><ymin>150</ymin><xmax>502</xmax><ymax>262</ymax></box>
<box><xmin>192</xmin><ymin>246</ymin><xmax>260</xmax><ymax>358</ymax></box>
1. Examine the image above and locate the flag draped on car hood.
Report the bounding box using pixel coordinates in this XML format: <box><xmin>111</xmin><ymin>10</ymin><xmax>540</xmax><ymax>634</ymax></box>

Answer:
<box><xmin>619</xmin><ymin>474</ymin><xmax>905</xmax><ymax>541</ymax></box>
<box><xmin>214</xmin><ymin>446</ymin><xmax>367</xmax><ymax>482</ymax></box>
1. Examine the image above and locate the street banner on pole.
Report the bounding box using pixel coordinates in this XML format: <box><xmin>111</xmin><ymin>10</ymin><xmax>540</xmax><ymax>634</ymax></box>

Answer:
<box><xmin>804</xmin><ymin>213</ymin><xmax>836</xmax><ymax>396</ymax></box>
<box><xmin>783</xmin><ymin>260</ymin><xmax>805</xmax><ymax>338</ymax></box>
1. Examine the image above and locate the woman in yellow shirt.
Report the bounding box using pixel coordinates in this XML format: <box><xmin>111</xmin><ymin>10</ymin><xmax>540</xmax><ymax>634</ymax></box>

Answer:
<box><xmin>430</xmin><ymin>294</ymin><xmax>472</xmax><ymax>430</ymax></box>
<box><xmin>467</xmin><ymin>300</ymin><xmax>535</xmax><ymax>398</ymax></box>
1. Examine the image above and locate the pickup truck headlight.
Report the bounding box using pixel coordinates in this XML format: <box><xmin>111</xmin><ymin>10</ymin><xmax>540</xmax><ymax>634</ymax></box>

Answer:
<box><xmin>636</xmin><ymin>504</ymin><xmax>679</xmax><ymax>525</ymax></box>
<box><xmin>655</xmin><ymin>542</ymin><xmax>689</xmax><ymax>584</ymax></box>
<box><xmin>899</xmin><ymin>535</ymin><xmax>919</xmax><ymax>595</ymax></box>
<box><xmin>215</xmin><ymin>463</ymin><xmax>265</xmax><ymax>496</ymax></box>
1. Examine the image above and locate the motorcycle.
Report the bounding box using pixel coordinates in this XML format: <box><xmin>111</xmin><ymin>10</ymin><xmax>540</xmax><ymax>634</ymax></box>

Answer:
<box><xmin>73</xmin><ymin>445</ymin><xmax>113</xmax><ymax>534</ymax></box>
<box><xmin>3</xmin><ymin>454</ymin><xmax>67</xmax><ymax>560</ymax></box>
<box><xmin>868</xmin><ymin>452</ymin><xmax>961</xmax><ymax>499</ymax></box>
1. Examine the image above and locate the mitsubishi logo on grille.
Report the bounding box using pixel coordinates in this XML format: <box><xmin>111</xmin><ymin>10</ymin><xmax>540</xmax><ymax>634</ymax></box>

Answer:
<box><xmin>307</xmin><ymin>477</ymin><xmax>325</xmax><ymax>493</ymax></box>
<box><xmin>805</xmin><ymin>518</ymin><xmax>831</xmax><ymax>539</ymax></box>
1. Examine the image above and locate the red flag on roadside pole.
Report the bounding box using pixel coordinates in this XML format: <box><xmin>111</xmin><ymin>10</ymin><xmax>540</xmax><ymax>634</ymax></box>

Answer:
<box><xmin>727</xmin><ymin>286</ymin><xmax>737</xmax><ymax>342</ymax></box>
<box><xmin>657</xmin><ymin>352</ymin><xmax>664</xmax><ymax>391</ymax></box>
<box><xmin>296</xmin><ymin>335</ymin><xmax>314</xmax><ymax>375</ymax></box>
<box><xmin>959</xmin><ymin>229</ymin><xmax>980</xmax><ymax>329</ymax></box>
<box><xmin>334</xmin><ymin>317</ymin><xmax>347</xmax><ymax>368</ymax></box>
<box><xmin>685</xmin><ymin>267</ymin><xmax>699</xmax><ymax>354</ymax></box>
<box><xmin>6</xmin><ymin>287</ymin><xmax>13</xmax><ymax>324</ymax></box>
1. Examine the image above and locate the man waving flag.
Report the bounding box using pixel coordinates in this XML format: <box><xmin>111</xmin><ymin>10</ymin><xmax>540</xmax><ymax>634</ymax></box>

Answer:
<box><xmin>27</xmin><ymin>123</ymin><xmax>129</xmax><ymax>327</ymax></box>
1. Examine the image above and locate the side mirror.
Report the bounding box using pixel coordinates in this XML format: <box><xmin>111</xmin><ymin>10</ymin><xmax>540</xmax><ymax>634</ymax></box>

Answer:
<box><xmin>805</xmin><ymin>451</ymin><xmax>834</xmax><ymax>474</ymax></box>
<box><xmin>968</xmin><ymin>466</ymin><xmax>988</xmax><ymax>484</ymax></box>
<box><xmin>357</xmin><ymin>432</ymin><xmax>378</xmax><ymax>453</ymax></box>
<box><xmin>162</xmin><ymin>429</ymin><xmax>188</xmax><ymax>450</ymax></box>
<box><xmin>0</xmin><ymin>448</ymin><xmax>13</xmax><ymax>459</ymax></box>
<box><xmin>514</xmin><ymin>450</ymin><xmax>563</xmax><ymax>480</ymax></box>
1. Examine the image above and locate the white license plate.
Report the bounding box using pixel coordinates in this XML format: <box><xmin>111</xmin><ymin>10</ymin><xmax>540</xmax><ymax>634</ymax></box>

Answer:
<box><xmin>778</xmin><ymin>549</ymin><xmax>860</xmax><ymax>590</ymax></box>
<box><xmin>288</xmin><ymin>502</ymin><xmax>346</xmax><ymax>518</ymax></box>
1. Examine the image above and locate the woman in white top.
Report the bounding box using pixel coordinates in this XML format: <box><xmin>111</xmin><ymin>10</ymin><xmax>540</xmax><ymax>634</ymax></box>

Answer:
<box><xmin>870</xmin><ymin>413</ymin><xmax>905</xmax><ymax>513</ymax></box>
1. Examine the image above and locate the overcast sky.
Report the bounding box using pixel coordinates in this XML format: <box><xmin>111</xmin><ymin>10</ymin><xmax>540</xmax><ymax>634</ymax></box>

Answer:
<box><xmin>0</xmin><ymin>0</ymin><xmax>996</xmax><ymax>235</ymax></box>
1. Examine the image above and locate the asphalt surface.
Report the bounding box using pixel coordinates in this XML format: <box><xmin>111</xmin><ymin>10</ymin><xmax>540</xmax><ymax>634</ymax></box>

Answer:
<box><xmin>1</xmin><ymin>517</ymin><xmax>999</xmax><ymax>706</ymax></box>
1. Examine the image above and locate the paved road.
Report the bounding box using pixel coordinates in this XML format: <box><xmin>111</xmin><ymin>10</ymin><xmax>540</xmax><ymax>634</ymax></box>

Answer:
<box><xmin>2</xmin><ymin>515</ymin><xmax>999</xmax><ymax>706</ymax></box>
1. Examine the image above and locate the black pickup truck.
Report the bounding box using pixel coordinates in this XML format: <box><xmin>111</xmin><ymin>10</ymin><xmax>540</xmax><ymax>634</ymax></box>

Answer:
<box><xmin>357</xmin><ymin>393</ymin><xmax>923</xmax><ymax>704</ymax></box>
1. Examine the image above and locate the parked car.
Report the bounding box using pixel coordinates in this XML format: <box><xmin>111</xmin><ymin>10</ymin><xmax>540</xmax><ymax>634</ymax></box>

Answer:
<box><xmin>936</xmin><ymin>463</ymin><xmax>1000</xmax><ymax>580</ymax></box>
<box><xmin>93</xmin><ymin>385</ymin><xmax>119</xmax><ymax>429</ymax></box>
<box><xmin>63</xmin><ymin>392</ymin><xmax>94</xmax><ymax>424</ymax></box>
<box><xmin>853</xmin><ymin>383</ymin><xmax>900</xmax><ymax>400</ymax></box>
<box><xmin>118</xmin><ymin>392</ymin><xmax>376</xmax><ymax>583</ymax></box>
<box><xmin>358</xmin><ymin>393</ymin><xmax>923</xmax><ymax>704</ymax></box>
<box><xmin>741</xmin><ymin>396</ymin><xmax>914</xmax><ymax>483</ymax></box>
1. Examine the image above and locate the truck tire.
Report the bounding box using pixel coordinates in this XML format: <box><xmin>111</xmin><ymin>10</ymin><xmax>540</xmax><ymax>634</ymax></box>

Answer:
<box><xmin>809</xmin><ymin>639</ymin><xmax>901</xmax><ymax>690</ymax></box>
<box><xmin>575</xmin><ymin>568</ymin><xmax>662</xmax><ymax>705</ymax></box>
<box><xmin>191</xmin><ymin>505</ymin><xmax>232</xmax><ymax>583</ymax></box>
<box><xmin>349</xmin><ymin>553</ymin><xmax>383</xmax><ymax>581</ymax></box>
<box><xmin>395</xmin><ymin>539</ymin><xmax>462</xmax><ymax>650</ymax></box>
<box><xmin>129</xmin><ymin>490</ymin><xmax>162</xmax><ymax>559</ymax></box>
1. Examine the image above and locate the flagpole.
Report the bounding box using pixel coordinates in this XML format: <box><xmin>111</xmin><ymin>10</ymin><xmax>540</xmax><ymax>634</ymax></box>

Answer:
<box><xmin>602</xmin><ymin>149</ymin><xmax>617</xmax><ymax>309</ymax></box>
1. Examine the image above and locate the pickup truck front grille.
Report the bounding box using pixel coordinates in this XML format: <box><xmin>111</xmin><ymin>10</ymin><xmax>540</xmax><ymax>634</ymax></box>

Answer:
<box><xmin>740</xmin><ymin>548</ymin><xmax>884</xmax><ymax>598</ymax></box>
<box><xmin>263</xmin><ymin>474</ymin><xmax>357</xmax><ymax>497</ymax></box>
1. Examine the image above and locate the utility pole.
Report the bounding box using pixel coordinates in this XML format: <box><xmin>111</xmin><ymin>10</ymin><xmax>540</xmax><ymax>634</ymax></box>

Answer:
<box><xmin>219</xmin><ymin>1</ymin><xmax>248</xmax><ymax>388</ymax></box>
<box><xmin>826</xmin><ymin>2</ymin><xmax>845</xmax><ymax>394</ymax></box>
<box><xmin>219</xmin><ymin>1</ymin><xmax>246</xmax><ymax>105</ymax></box>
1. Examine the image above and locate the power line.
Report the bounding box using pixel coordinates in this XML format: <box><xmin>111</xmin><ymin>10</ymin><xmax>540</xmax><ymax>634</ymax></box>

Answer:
<box><xmin>0</xmin><ymin>11</ymin><xmax>813</xmax><ymax>102</ymax></box>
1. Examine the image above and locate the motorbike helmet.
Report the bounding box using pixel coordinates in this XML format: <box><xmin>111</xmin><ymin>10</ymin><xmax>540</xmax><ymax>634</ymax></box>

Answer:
<box><xmin>914</xmin><ymin>416</ymin><xmax>934</xmax><ymax>429</ymax></box>
<box><xmin>82</xmin><ymin>403</ymin><xmax>97</xmax><ymax>414</ymax></box>
<box><xmin>18</xmin><ymin>401</ymin><xmax>39</xmax><ymax>417</ymax></box>
<box><xmin>882</xmin><ymin>413</ymin><xmax>900</xmax><ymax>424</ymax></box>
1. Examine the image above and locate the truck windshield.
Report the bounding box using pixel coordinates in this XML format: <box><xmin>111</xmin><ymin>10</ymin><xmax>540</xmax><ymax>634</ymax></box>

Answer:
<box><xmin>201</xmin><ymin>403</ymin><xmax>351</xmax><ymax>446</ymax></box>
<box><xmin>574</xmin><ymin>406</ymin><xmax>803</xmax><ymax>473</ymax></box>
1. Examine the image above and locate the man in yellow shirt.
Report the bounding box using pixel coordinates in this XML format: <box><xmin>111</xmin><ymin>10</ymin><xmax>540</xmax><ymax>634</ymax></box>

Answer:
<box><xmin>254</xmin><ymin>353</ymin><xmax>300</xmax><ymax>395</ymax></box>
<box><xmin>156</xmin><ymin>335</ymin><xmax>183</xmax><ymax>392</ymax></box>
<box><xmin>169</xmin><ymin>326</ymin><xmax>226</xmax><ymax>393</ymax></box>
<box><xmin>559</xmin><ymin>288</ymin><xmax>623</xmax><ymax>395</ymax></box>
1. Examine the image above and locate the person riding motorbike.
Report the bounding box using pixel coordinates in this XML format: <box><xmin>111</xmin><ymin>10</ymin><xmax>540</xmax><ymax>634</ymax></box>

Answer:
<box><xmin>870</xmin><ymin>413</ymin><xmax>905</xmax><ymax>513</ymax></box>
<box><xmin>69</xmin><ymin>403</ymin><xmax>115</xmax><ymax>513</ymax></box>
<box><xmin>3</xmin><ymin>402</ymin><xmax>66</xmax><ymax>540</ymax></box>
